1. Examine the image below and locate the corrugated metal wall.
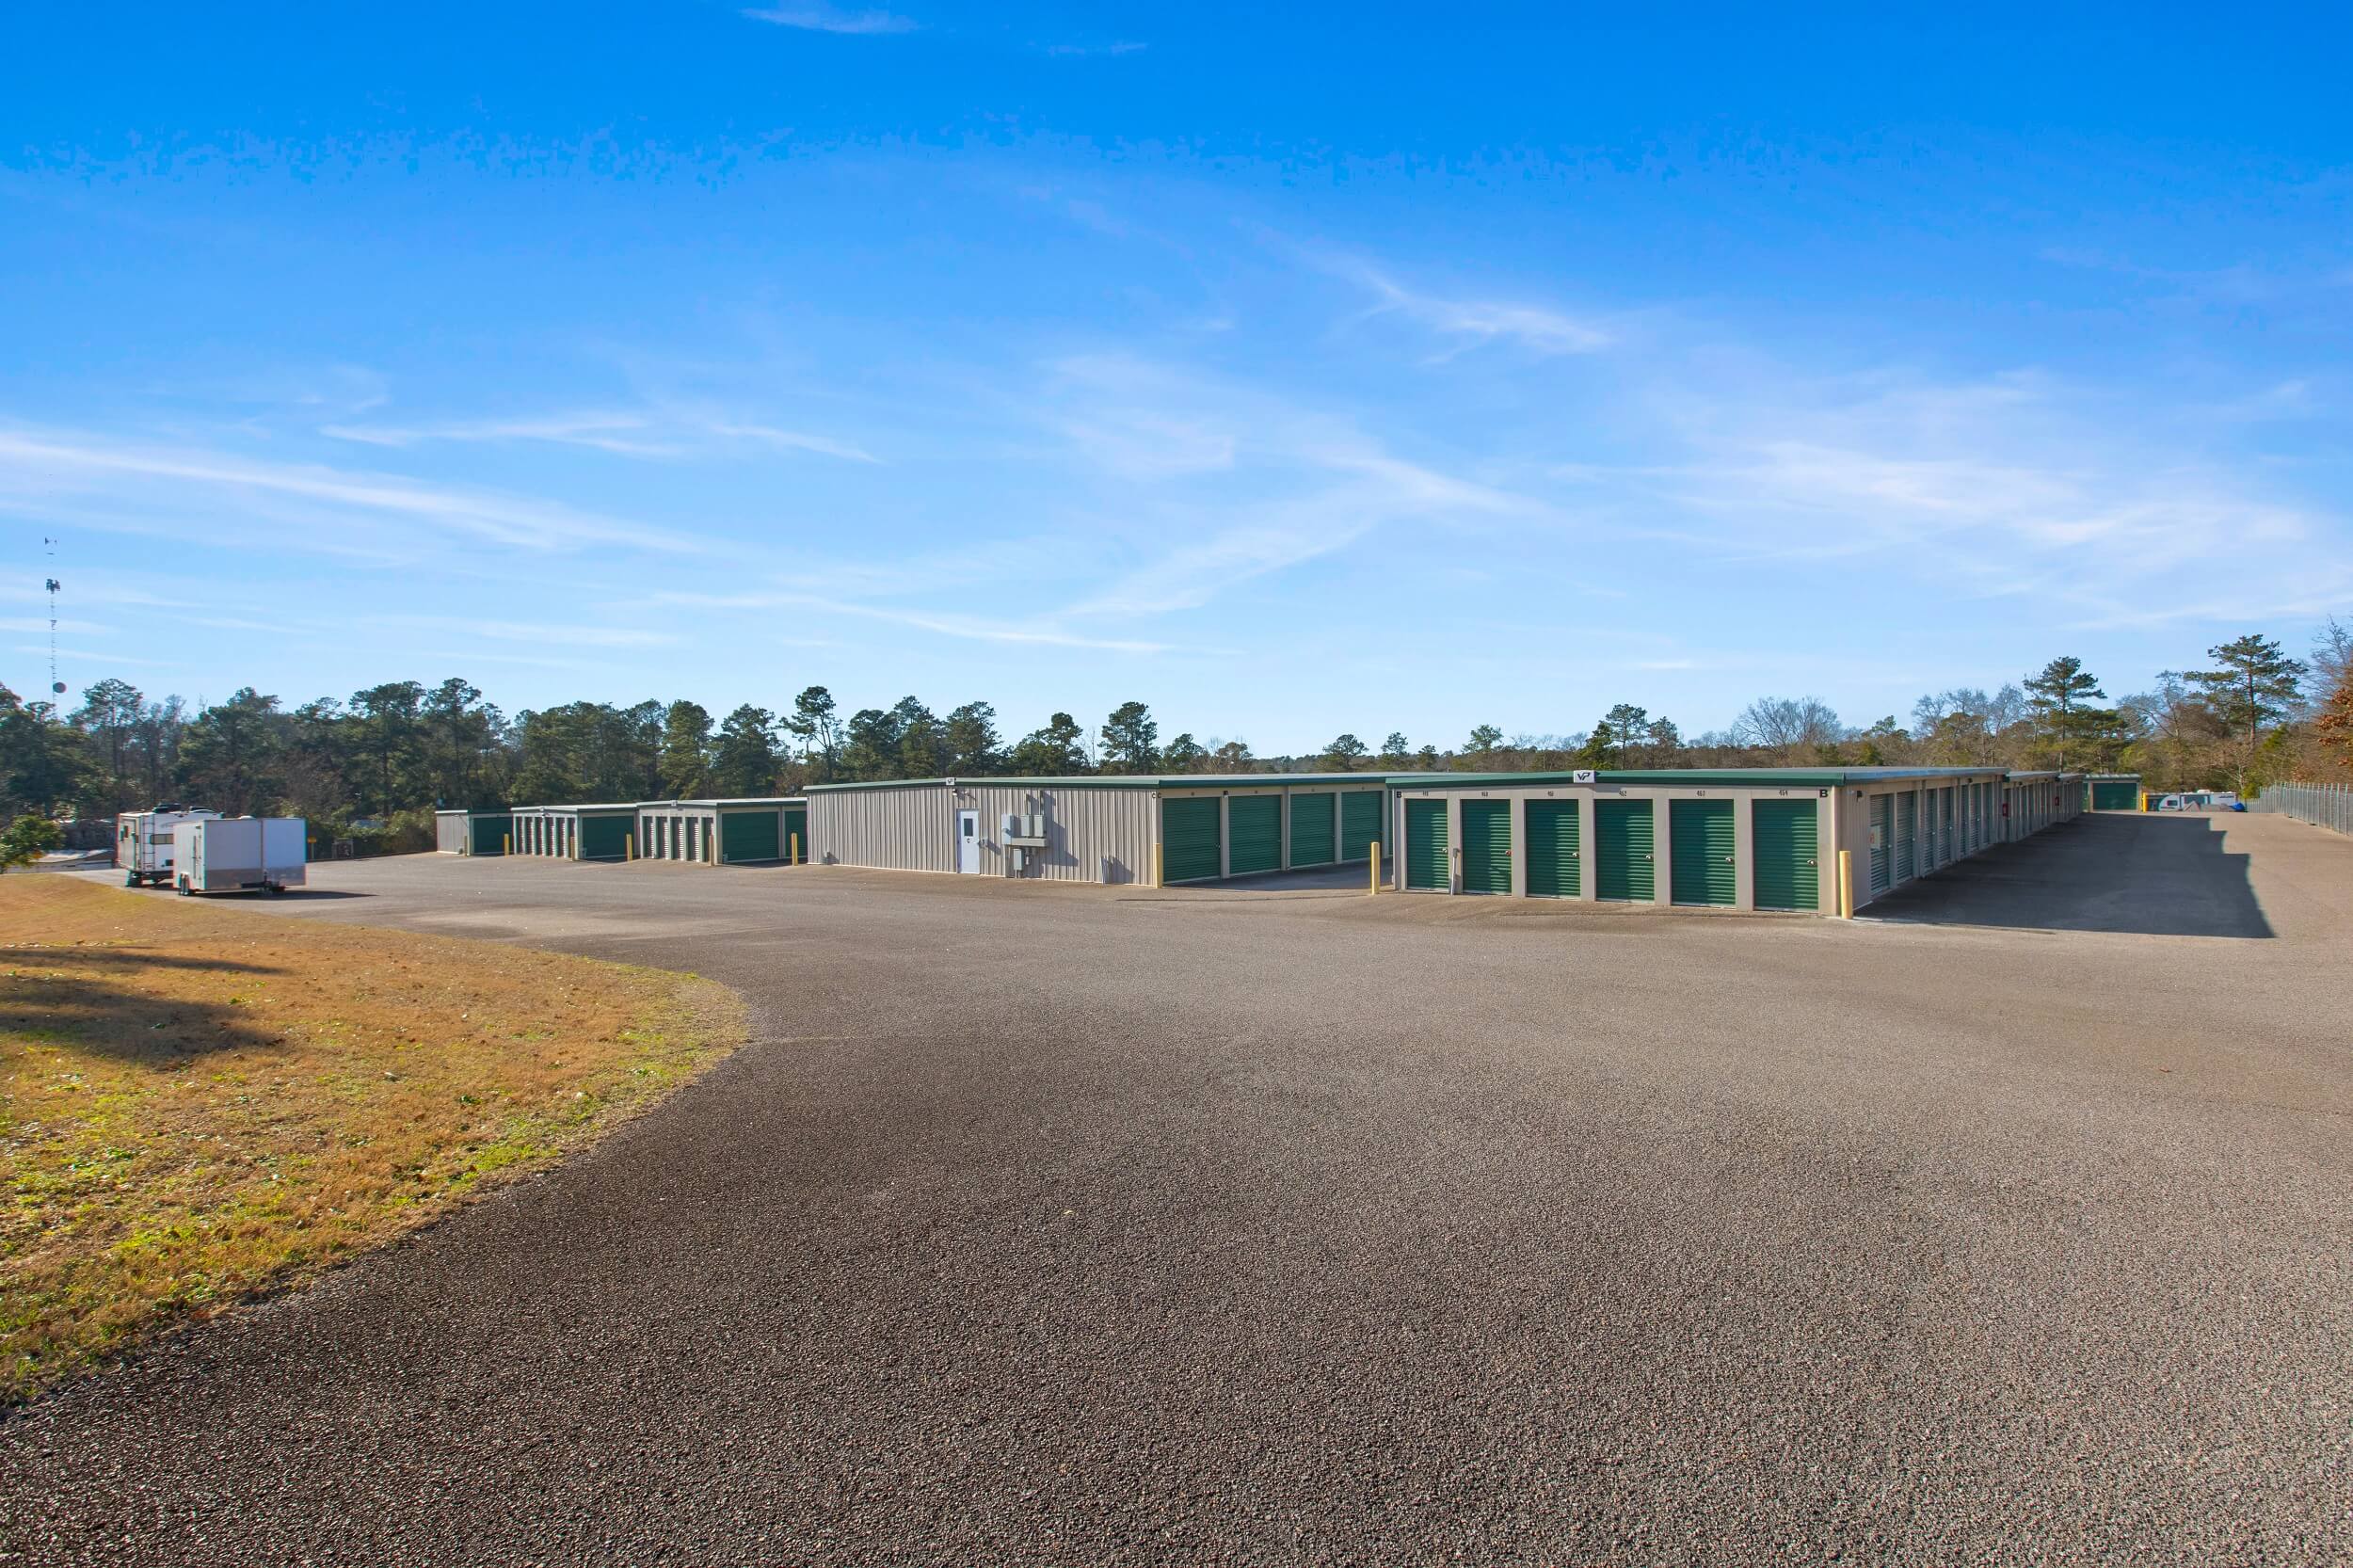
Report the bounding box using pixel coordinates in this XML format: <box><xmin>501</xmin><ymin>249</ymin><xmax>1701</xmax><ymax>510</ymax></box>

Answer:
<box><xmin>812</xmin><ymin>783</ymin><xmax>1153</xmax><ymax>883</ymax></box>
<box><xmin>434</xmin><ymin>812</ymin><xmax>467</xmax><ymax>854</ymax></box>
<box><xmin>811</xmin><ymin>787</ymin><xmax>955</xmax><ymax>874</ymax></box>
<box><xmin>973</xmin><ymin>784</ymin><xmax>1152</xmax><ymax>884</ymax></box>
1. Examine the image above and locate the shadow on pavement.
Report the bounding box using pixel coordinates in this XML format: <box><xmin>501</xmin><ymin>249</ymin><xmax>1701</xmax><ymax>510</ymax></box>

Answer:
<box><xmin>1125</xmin><ymin>860</ymin><xmax>1393</xmax><ymax>899</ymax></box>
<box><xmin>1865</xmin><ymin>813</ymin><xmax>2272</xmax><ymax>938</ymax></box>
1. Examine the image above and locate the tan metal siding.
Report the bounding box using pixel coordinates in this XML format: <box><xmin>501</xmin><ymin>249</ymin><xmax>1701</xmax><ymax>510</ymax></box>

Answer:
<box><xmin>434</xmin><ymin>812</ymin><xmax>467</xmax><ymax>854</ymax></box>
<box><xmin>811</xmin><ymin>783</ymin><xmax>1152</xmax><ymax>883</ymax></box>
<box><xmin>968</xmin><ymin>784</ymin><xmax>1152</xmax><ymax>884</ymax></box>
<box><xmin>811</xmin><ymin>787</ymin><xmax>956</xmax><ymax>873</ymax></box>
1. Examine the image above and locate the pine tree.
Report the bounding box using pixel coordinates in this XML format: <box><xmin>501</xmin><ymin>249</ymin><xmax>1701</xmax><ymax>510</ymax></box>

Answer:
<box><xmin>782</xmin><ymin>686</ymin><xmax>841</xmax><ymax>781</ymax></box>
<box><xmin>1319</xmin><ymin>733</ymin><xmax>1369</xmax><ymax>771</ymax></box>
<box><xmin>712</xmin><ymin>706</ymin><xmax>779</xmax><ymax>796</ymax></box>
<box><xmin>1099</xmin><ymin>701</ymin><xmax>1160</xmax><ymax>774</ymax></box>
<box><xmin>942</xmin><ymin>702</ymin><xmax>1000</xmax><ymax>775</ymax></box>
<box><xmin>1009</xmin><ymin>713</ymin><xmax>1089</xmax><ymax>775</ymax></box>
<box><xmin>2185</xmin><ymin>634</ymin><xmax>2307</xmax><ymax>794</ymax></box>
<box><xmin>659</xmin><ymin>701</ymin><xmax>714</xmax><ymax>797</ymax></box>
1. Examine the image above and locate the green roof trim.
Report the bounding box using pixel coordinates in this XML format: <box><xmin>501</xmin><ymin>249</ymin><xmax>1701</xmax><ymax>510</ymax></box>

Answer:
<box><xmin>1400</xmin><ymin>766</ymin><xmax>2010</xmax><ymax>790</ymax></box>
<box><xmin>802</xmin><ymin>773</ymin><xmax>1395</xmax><ymax>793</ymax></box>
<box><xmin>804</xmin><ymin>765</ymin><xmax>2045</xmax><ymax>796</ymax></box>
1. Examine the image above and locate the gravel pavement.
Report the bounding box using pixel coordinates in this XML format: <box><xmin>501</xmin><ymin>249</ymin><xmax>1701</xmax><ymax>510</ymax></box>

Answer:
<box><xmin>5</xmin><ymin>810</ymin><xmax>2350</xmax><ymax>1564</ymax></box>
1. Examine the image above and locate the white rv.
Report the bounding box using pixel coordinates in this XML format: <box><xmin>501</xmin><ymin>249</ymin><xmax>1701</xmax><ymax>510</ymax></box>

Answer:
<box><xmin>171</xmin><ymin>817</ymin><xmax>307</xmax><ymax>895</ymax></box>
<box><xmin>118</xmin><ymin>806</ymin><xmax>223</xmax><ymax>887</ymax></box>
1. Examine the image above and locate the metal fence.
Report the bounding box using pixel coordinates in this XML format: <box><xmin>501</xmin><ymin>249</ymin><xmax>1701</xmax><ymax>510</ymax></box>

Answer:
<box><xmin>2253</xmin><ymin>782</ymin><xmax>2353</xmax><ymax>837</ymax></box>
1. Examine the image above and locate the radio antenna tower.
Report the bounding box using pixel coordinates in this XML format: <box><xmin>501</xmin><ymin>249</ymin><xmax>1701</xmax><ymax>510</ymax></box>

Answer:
<box><xmin>43</xmin><ymin>536</ymin><xmax>64</xmax><ymax>698</ymax></box>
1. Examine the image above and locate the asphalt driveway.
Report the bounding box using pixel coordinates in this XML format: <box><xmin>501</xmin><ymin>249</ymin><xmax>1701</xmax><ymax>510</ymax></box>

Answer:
<box><xmin>6</xmin><ymin>812</ymin><xmax>2350</xmax><ymax>1564</ymax></box>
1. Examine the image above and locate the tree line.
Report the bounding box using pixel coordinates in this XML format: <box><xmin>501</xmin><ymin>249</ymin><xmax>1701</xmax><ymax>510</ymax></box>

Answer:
<box><xmin>3</xmin><ymin>625</ymin><xmax>2346</xmax><ymax>850</ymax></box>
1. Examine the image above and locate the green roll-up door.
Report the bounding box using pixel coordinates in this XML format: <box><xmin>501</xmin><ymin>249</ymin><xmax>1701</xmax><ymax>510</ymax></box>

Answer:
<box><xmin>1894</xmin><ymin>792</ymin><xmax>1916</xmax><ymax>882</ymax></box>
<box><xmin>1461</xmin><ymin>799</ymin><xmax>1512</xmax><ymax>893</ymax></box>
<box><xmin>1289</xmin><ymin>792</ymin><xmax>1336</xmax><ymax>867</ymax></box>
<box><xmin>1943</xmin><ymin>789</ymin><xmax>1956</xmax><ymax>862</ymax></box>
<box><xmin>1161</xmin><ymin>796</ymin><xmax>1222</xmax><ymax>884</ymax></box>
<box><xmin>1670</xmin><ymin>799</ymin><xmax>1736</xmax><ymax>906</ymax></box>
<box><xmin>1525</xmin><ymin>800</ymin><xmax>1580</xmax><ymax>898</ymax></box>
<box><xmin>582</xmin><ymin>814</ymin><xmax>630</xmax><ymax>860</ymax></box>
<box><xmin>471</xmin><ymin>814</ymin><xmax>512</xmax><ymax>856</ymax></box>
<box><xmin>721</xmin><ymin>808</ymin><xmax>780</xmax><ymax>863</ymax></box>
<box><xmin>1340</xmin><ymin>792</ymin><xmax>1382</xmax><ymax>861</ymax></box>
<box><xmin>1595</xmin><ymin>799</ymin><xmax>1655</xmax><ymax>902</ymax></box>
<box><xmin>1868</xmin><ymin>796</ymin><xmax>1891</xmax><ymax>891</ymax></box>
<box><xmin>1404</xmin><ymin>799</ymin><xmax>1449</xmax><ymax>890</ymax></box>
<box><xmin>1752</xmin><ymin>800</ymin><xmax>1817</xmax><ymax>911</ymax></box>
<box><xmin>783</xmin><ymin>807</ymin><xmax>808</xmax><ymax>862</ymax></box>
<box><xmin>1228</xmin><ymin>795</ymin><xmax>1281</xmax><ymax>876</ymax></box>
<box><xmin>2091</xmin><ymin>779</ymin><xmax>2135</xmax><ymax>811</ymax></box>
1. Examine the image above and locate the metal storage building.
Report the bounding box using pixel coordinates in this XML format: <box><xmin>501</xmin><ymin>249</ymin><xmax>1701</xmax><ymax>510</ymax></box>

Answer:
<box><xmin>509</xmin><ymin>802</ymin><xmax>636</xmax><ymax>861</ymax></box>
<box><xmin>1386</xmin><ymin>768</ymin><xmax>2026</xmax><ymax>915</ymax></box>
<box><xmin>2001</xmin><ymin>773</ymin><xmax>2085</xmax><ymax>840</ymax></box>
<box><xmin>633</xmin><ymin>797</ymin><xmax>810</xmax><ymax>865</ymax></box>
<box><xmin>2085</xmin><ymin>773</ymin><xmax>2142</xmax><ymax>811</ymax></box>
<box><xmin>433</xmin><ymin>809</ymin><xmax>514</xmax><ymax>856</ymax></box>
<box><xmin>805</xmin><ymin>775</ymin><xmax>1391</xmax><ymax>886</ymax></box>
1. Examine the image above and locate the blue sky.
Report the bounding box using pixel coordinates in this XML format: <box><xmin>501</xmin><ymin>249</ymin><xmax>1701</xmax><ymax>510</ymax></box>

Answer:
<box><xmin>3</xmin><ymin>4</ymin><xmax>2348</xmax><ymax>751</ymax></box>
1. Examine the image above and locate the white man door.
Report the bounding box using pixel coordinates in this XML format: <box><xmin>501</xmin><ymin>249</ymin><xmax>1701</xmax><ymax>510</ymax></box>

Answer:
<box><xmin>956</xmin><ymin>809</ymin><xmax>981</xmax><ymax>873</ymax></box>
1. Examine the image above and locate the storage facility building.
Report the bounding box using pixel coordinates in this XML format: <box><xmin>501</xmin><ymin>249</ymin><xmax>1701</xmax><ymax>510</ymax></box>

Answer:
<box><xmin>433</xmin><ymin>809</ymin><xmax>515</xmax><ymax>856</ymax></box>
<box><xmin>2085</xmin><ymin>773</ymin><xmax>2142</xmax><ymax>811</ymax></box>
<box><xmin>2002</xmin><ymin>772</ymin><xmax>2085</xmax><ymax>840</ymax></box>
<box><xmin>509</xmin><ymin>802</ymin><xmax>637</xmax><ymax>861</ymax></box>
<box><xmin>633</xmin><ymin>797</ymin><xmax>810</xmax><ymax>865</ymax></box>
<box><xmin>475</xmin><ymin>764</ymin><xmax>2089</xmax><ymax>918</ymax></box>
<box><xmin>805</xmin><ymin>774</ymin><xmax>1391</xmax><ymax>886</ymax></box>
<box><xmin>1386</xmin><ymin>768</ymin><xmax>2023</xmax><ymax>914</ymax></box>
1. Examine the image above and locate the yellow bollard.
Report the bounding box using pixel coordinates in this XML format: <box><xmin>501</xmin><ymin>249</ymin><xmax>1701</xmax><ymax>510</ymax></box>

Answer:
<box><xmin>1369</xmin><ymin>840</ymin><xmax>1380</xmax><ymax>896</ymax></box>
<box><xmin>790</xmin><ymin>831</ymin><xmax>800</xmax><ymax>867</ymax></box>
<box><xmin>503</xmin><ymin>834</ymin><xmax>511</xmax><ymax>856</ymax></box>
<box><xmin>625</xmin><ymin>832</ymin><xmax>634</xmax><ymax>861</ymax></box>
<box><xmin>1837</xmin><ymin>849</ymin><xmax>1854</xmax><ymax>919</ymax></box>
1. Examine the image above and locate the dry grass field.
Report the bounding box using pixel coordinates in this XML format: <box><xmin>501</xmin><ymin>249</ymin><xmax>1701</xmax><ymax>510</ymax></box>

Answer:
<box><xmin>0</xmin><ymin>874</ymin><xmax>744</xmax><ymax>1400</ymax></box>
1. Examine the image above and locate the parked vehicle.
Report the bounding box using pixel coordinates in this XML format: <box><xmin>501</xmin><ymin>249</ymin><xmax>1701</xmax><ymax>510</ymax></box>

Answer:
<box><xmin>171</xmin><ymin>817</ymin><xmax>307</xmax><ymax>895</ymax></box>
<box><xmin>118</xmin><ymin>805</ymin><xmax>222</xmax><ymax>887</ymax></box>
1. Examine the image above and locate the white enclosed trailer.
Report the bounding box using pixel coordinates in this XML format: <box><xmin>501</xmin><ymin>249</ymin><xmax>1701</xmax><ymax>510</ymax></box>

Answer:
<box><xmin>171</xmin><ymin>817</ymin><xmax>307</xmax><ymax>895</ymax></box>
<box><xmin>118</xmin><ymin>806</ymin><xmax>223</xmax><ymax>887</ymax></box>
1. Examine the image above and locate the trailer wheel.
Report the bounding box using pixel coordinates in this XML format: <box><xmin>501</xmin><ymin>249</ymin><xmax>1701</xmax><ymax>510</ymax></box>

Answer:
<box><xmin>264</xmin><ymin>882</ymin><xmax>284</xmax><ymax>895</ymax></box>
<box><xmin>177</xmin><ymin>881</ymin><xmax>192</xmax><ymax>896</ymax></box>
<box><xmin>124</xmin><ymin>872</ymin><xmax>138</xmax><ymax>887</ymax></box>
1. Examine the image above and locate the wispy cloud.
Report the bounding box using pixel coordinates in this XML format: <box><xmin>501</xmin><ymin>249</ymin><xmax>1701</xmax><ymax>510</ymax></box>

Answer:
<box><xmin>321</xmin><ymin>412</ymin><xmax>681</xmax><ymax>457</ymax></box>
<box><xmin>1309</xmin><ymin>250</ymin><xmax>1611</xmax><ymax>358</ymax></box>
<box><xmin>1042</xmin><ymin>353</ymin><xmax>1533</xmax><ymax>617</ymax></box>
<box><xmin>178</xmin><ymin>616</ymin><xmax>281</xmax><ymax>632</ymax></box>
<box><xmin>1579</xmin><ymin>356</ymin><xmax>2352</xmax><ymax>628</ymax></box>
<box><xmin>0</xmin><ymin>616</ymin><xmax>111</xmax><ymax>634</ymax></box>
<box><xmin>14</xmin><ymin>644</ymin><xmax>171</xmax><ymax>668</ymax></box>
<box><xmin>743</xmin><ymin>4</ymin><xmax>915</xmax><ymax>35</ymax></box>
<box><xmin>1045</xmin><ymin>40</ymin><xmax>1148</xmax><ymax>57</ymax></box>
<box><xmin>0</xmin><ymin>580</ymin><xmax>188</xmax><ymax>610</ymax></box>
<box><xmin>363</xmin><ymin>614</ymin><xmax>679</xmax><ymax>649</ymax></box>
<box><xmin>323</xmin><ymin>408</ymin><xmax>878</xmax><ymax>463</ymax></box>
<box><xmin>701</xmin><ymin>421</ymin><xmax>879</xmax><ymax>463</ymax></box>
<box><xmin>0</xmin><ymin>424</ymin><xmax>694</xmax><ymax>556</ymax></box>
<box><xmin>655</xmin><ymin>587</ymin><xmax>1184</xmax><ymax>654</ymax></box>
